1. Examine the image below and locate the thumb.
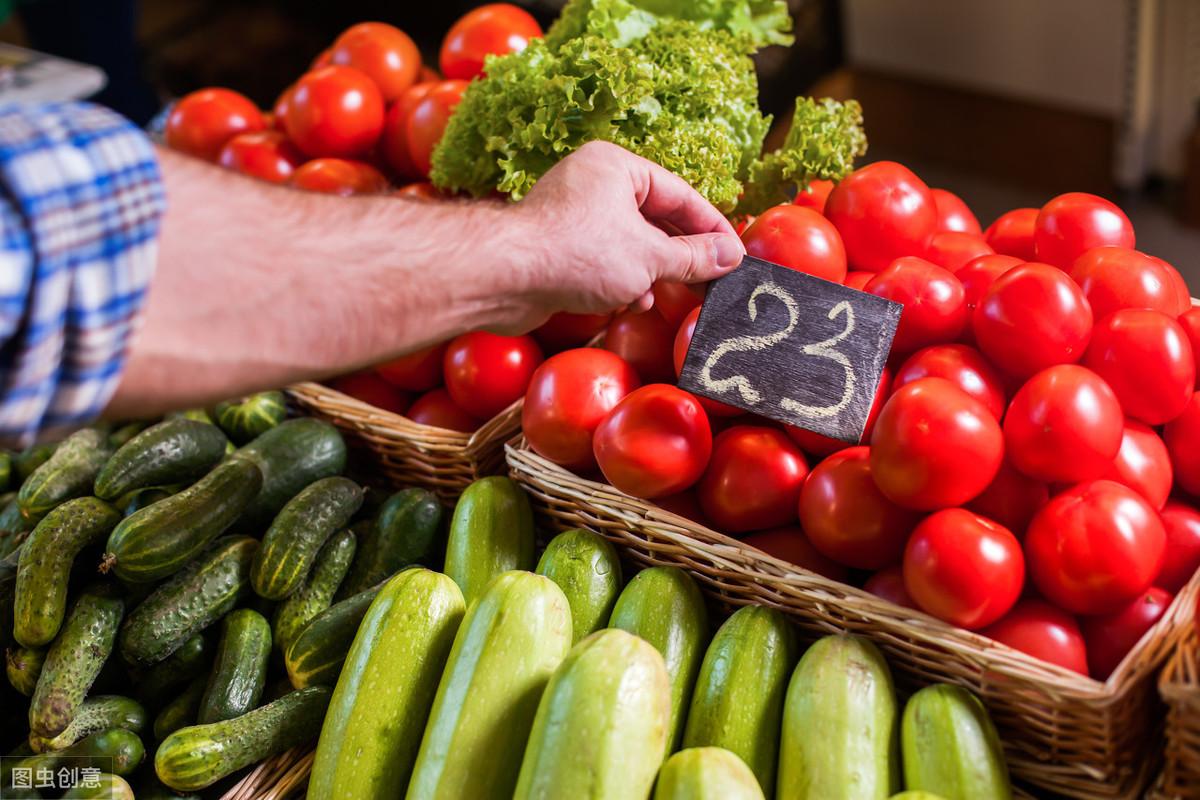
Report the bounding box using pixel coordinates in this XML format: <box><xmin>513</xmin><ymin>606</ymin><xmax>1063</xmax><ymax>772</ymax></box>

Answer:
<box><xmin>657</xmin><ymin>232</ymin><xmax>745</xmax><ymax>284</ymax></box>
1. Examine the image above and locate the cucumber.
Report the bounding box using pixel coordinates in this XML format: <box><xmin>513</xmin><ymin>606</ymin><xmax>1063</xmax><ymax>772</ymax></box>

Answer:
<box><xmin>63</xmin><ymin>773</ymin><xmax>134</xmax><ymax>799</ymax></box>
<box><xmin>13</xmin><ymin>497</ymin><xmax>121</xmax><ymax>647</ymax></box>
<box><xmin>682</xmin><ymin>605</ymin><xmax>797</xmax><ymax>796</ymax></box>
<box><xmin>309</xmin><ymin>568</ymin><xmax>465</xmax><ymax>799</ymax></box>
<box><xmin>443</xmin><ymin>477</ymin><xmax>534</xmax><ymax>608</ymax></box>
<box><xmin>535</xmin><ymin>528</ymin><xmax>622</xmax><ymax>644</ymax></box>
<box><xmin>29</xmin><ymin>695</ymin><xmax>146</xmax><ymax>753</ymax></box>
<box><xmin>609</xmin><ymin>566</ymin><xmax>709</xmax><ymax>757</ymax></box>
<box><xmin>118</xmin><ymin>485</ymin><xmax>182</xmax><ymax>516</ymax></box>
<box><xmin>94</xmin><ymin>418</ymin><xmax>229</xmax><ymax>501</ymax></box>
<box><xmin>138</xmin><ymin>634</ymin><xmax>211</xmax><ymax>707</ymax></box>
<box><xmin>197</xmin><ymin>609</ymin><xmax>271</xmax><ymax>724</ymax></box>
<box><xmin>155</xmin><ymin>686</ymin><xmax>331</xmax><ymax>792</ymax></box>
<box><xmin>12</xmin><ymin>729</ymin><xmax>144</xmax><ymax>778</ymax></box>
<box><xmin>251</xmin><ymin>476</ymin><xmax>363</xmax><ymax>600</ymax></box>
<box><xmin>104</xmin><ymin>458</ymin><xmax>262</xmax><ymax>584</ymax></box>
<box><xmin>6</xmin><ymin>645</ymin><xmax>45</xmax><ymax>695</ymax></box>
<box><xmin>233</xmin><ymin>418</ymin><xmax>347</xmax><ymax>527</ymax></box>
<box><xmin>284</xmin><ymin>584</ymin><xmax>382</xmax><ymax>688</ymax></box>
<box><xmin>108</xmin><ymin>420</ymin><xmax>151</xmax><ymax>447</ymax></box>
<box><xmin>513</xmin><ymin>629</ymin><xmax>670</xmax><ymax>800</ymax></box>
<box><xmin>900</xmin><ymin>684</ymin><xmax>1011</xmax><ymax>800</ymax></box>
<box><xmin>654</xmin><ymin>747</ymin><xmax>766</xmax><ymax>800</ymax></box>
<box><xmin>0</xmin><ymin>495</ymin><xmax>33</xmax><ymax>551</ymax></box>
<box><xmin>153</xmin><ymin>676</ymin><xmax>205</xmax><ymax>740</ymax></box>
<box><xmin>119</xmin><ymin>536</ymin><xmax>257</xmax><ymax>666</ymax></box>
<box><xmin>340</xmin><ymin>487</ymin><xmax>444</xmax><ymax>597</ymax></box>
<box><xmin>167</xmin><ymin>408</ymin><xmax>215</xmax><ymax>425</ymax></box>
<box><xmin>17</xmin><ymin>429</ymin><xmax>111</xmax><ymax>521</ymax></box>
<box><xmin>29</xmin><ymin>587</ymin><xmax>124</xmax><ymax>738</ymax></box>
<box><xmin>213</xmin><ymin>391</ymin><xmax>287</xmax><ymax>445</ymax></box>
<box><xmin>890</xmin><ymin>794</ymin><xmax>950</xmax><ymax>800</ymax></box>
<box><xmin>0</xmin><ymin>452</ymin><xmax>11</xmax><ymax>492</ymax></box>
<box><xmin>407</xmin><ymin>571</ymin><xmax>571</xmax><ymax>800</ymax></box>
<box><xmin>778</xmin><ymin>634</ymin><xmax>899</xmax><ymax>800</ymax></box>
<box><xmin>274</xmin><ymin>528</ymin><xmax>356</xmax><ymax>653</ymax></box>
<box><xmin>14</xmin><ymin>442</ymin><xmax>56</xmax><ymax>482</ymax></box>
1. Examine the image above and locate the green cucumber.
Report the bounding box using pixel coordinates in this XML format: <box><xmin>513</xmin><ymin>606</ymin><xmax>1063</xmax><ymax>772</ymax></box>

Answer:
<box><xmin>233</xmin><ymin>418</ymin><xmax>347</xmax><ymax>527</ymax></box>
<box><xmin>213</xmin><ymin>391</ymin><xmax>287</xmax><ymax>445</ymax></box>
<box><xmin>138</xmin><ymin>634</ymin><xmax>211</xmax><ymax>707</ymax></box>
<box><xmin>0</xmin><ymin>452</ymin><xmax>11</xmax><ymax>492</ymax></box>
<box><xmin>167</xmin><ymin>408</ymin><xmax>215</xmax><ymax>425</ymax></box>
<box><xmin>340</xmin><ymin>487</ymin><xmax>444</xmax><ymax>597</ymax></box>
<box><xmin>6</xmin><ymin>645</ymin><xmax>45</xmax><ymax>695</ymax></box>
<box><xmin>104</xmin><ymin>458</ymin><xmax>262</xmax><ymax>584</ymax></box>
<box><xmin>284</xmin><ymin>584</ymin><xmax>383</xmax><ymax>688</ymax></box>
<box><xmin>900</xmin><ymin>684</ymin><xmax>1011</xmax><ymax>800</ymax></box>
<box><xmin>0</xmin><ymin>495</ymin><xmax>33</xmax><ymax>552</ymax></box>
<box><xmin>153</xmin><ymin>676</ymin><xmax>205</xmax><ymax>740</ymax></box>
<box><xmin>609</xmin><ymin>566</ymin><xmax>709</xmax><ymax>758</ymax></box>
<box><xmin>274</xmin><ymin>529</ymin><xmax>356</xmax><ymax>653</ymax></box>
<box><xmin>407</xmin><ymin>571</ymin><xmax>571</xmax><ymax>800</ymax></box>
<box><xmin>29</xmin><ymin>695</ymin><xmax>146</xmax><ymax>753</ymax></box>
<box><xmin>513</xmin><ymin>629</ymin><xmax>670</xmax><ymax>800</ymax></box>
<box><xmin>251</xmin><ymin>476</ymin><xmax>363</xmax><ymax>600</ymax></box>
<box><xmin>197</xmin><ymin>609</ymin><xmax>271</xmax><ymax>724</ymax></box>
<box><xmin>535</xmin><ymin>528</ymin><xmax>621</xmax><ymax>644</ymax></box>
<box><xmin>12</xmin><ymin>729</ymin><xmax>144</xmax><ymax>778</ymax></box>
<box><xmin>119</xmin><ymin>536</ymin><xmax>257</xmax><ymax>666</ymax></box>
<box><xmin>155</xmin><ymin>686</ymin><xmax>331</xmax><ymax>792</ymax></box>
<box><xmin>654</xmin><ymin>747</ymin><xmax>766</xmax><ymax>800</ymax></box>
<box><xmin>14</xmin><ymin>442</ymin><xmax>56</xmax><ymax>482</ymax></box>
<box><xmin>443</xmin><ymin>477</ymin><xmax>534</xmax><ymax>608</ymax></box>
<box><xmin>309</xmin><ymin>568</ymin><xmax>465</xmax><ymax>799</ymax></box>
<box><xmin>94</xmin><ymin>418</ymin><xmax>228</xmax><ymax>501</ymax></box>
<box><xmin>118</xmin><ymin>485</ymin><xmax>179</xmax><ymax>516</ymax></box>
<box><xmin>778</xmin><ymin>634</ymin><xmax>899</xmax><ymax>800</ymax></box>
<box><xmin>682</xmin><ymin>605</ymin><xmax>797</xmax><ymax>796</ymax></box>
<box><xmin>63</xmin><ymin>773</ymin><xmax>134</xmax><ymax>799</ymax></box>
<box><xmin>890</xmin><ymin>794</ymin><xmax>950</xmax><ymax>800</ymax></box>
<box><xmin>17</xmin><ymin>429</ymin><xmax>111</xmax><ymax>521</ymax></box>
<box><xmin>29</xmin><ymin>587</ymin><xmax>124</xmax><ymax>738</ymax></box>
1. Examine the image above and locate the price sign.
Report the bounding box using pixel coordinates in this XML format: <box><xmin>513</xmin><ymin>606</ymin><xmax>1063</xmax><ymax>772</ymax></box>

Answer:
<box><xmin>678</xmin><ymin>255</ymin><xmax>902</xmax><ymax>443</ymax></box>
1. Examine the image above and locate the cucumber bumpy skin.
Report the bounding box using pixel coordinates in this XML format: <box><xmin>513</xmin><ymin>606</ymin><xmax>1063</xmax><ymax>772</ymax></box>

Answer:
<box><xmin>93</xmin><ymin>418</ymin><xmax>229</xmax><ymax>501</ymax></box>
<box><xmin>274</xmin><ymin>528</ymin><xmax>356</xmax><ymax>654</ymax></box>
<box><xmin>283</xmin><ymin>584</ymin><xmax>383</xmax><ymax>689</ymax></box>
<box><xmin>197</xmin><ymin>608</ymin><xmax>272</xmax><ymax>724</ymax></box>
<box><xmin>233</xmin><ymin>418</ymin><xmax>348</xmax><ymax>528</ymax></box>
<box><xmin>17</xmin><ymin>428</ymin><xmax>111</xmax><ymax>521</ymax></box>
<box><xmin>29</xmin><ymin>694</ymin><xmax>146</xmax><ymax>753</ymax></box>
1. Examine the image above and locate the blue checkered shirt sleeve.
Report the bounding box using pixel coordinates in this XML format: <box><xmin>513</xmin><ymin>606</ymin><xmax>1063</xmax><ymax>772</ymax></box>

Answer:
<box><xmin>0</xmin><ymin>102</ymin><xmax>165</xmax><ymax>448</ymax></box>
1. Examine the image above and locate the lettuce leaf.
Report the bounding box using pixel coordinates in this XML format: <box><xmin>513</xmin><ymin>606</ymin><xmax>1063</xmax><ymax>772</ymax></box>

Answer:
<box><xmin>545</xmin><ymin>0</ymin><xmax>793</xmax><ymax>49</ymax></box>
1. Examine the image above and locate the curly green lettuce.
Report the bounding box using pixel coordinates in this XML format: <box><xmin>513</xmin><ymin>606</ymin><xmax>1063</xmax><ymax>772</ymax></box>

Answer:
<box><xmin>545</xmin><ymin>0</ymin><xmax>794</xmax><ymax>49</ymax></box>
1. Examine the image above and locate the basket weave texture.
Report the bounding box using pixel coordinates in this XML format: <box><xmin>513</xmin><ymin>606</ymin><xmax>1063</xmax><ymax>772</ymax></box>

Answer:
<box><xmin>1149</xmin><ymin>627</ymin><xmax>1200</xmax><ymax>800</ymax></box>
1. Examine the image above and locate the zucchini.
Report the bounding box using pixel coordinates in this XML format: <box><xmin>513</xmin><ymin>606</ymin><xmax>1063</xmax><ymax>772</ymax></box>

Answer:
<box><xmin>340</xmin><ymin>487</ymin><xmax>443</xmax><ymax>597</ymax></box>
<box><xmin>535</xmin><ymin>528</ymin><xmax>622</xmax><ymax>644</ymax></box>
<box><xmin>213</xmin><ymin>391</ymin><xmax>287</xmax><ymax>445</ymax></box>
<box><xmin>512</xmin><ymin>629</ymin><xmax>670</xmax><ymax>800</ymax></box>
<box><xmin>251</xmin><ymin>476</ymin><xmax>363</xmax><ymax>600</ymax></box>
<box><xmin>104</xmin><ymin>458</ymin><xmax>262</xmax><ymax>584</ymax></box>
<box><xmin>119</xmin><ymin>536</ymin><xmax>257</xmax><ymax>666</ymax></box>
<box><xmin>13</xmin><ymin>442</ymin><xmax>56</xmax><ymax>482</ymax></box>
<box><xmin>29</xmin><ymin>587</ymin><xmax>124</xmax><ymax>738</ymax></box>
<box><xmin>17</xmin><ymin>429</ymin><xmax>111</xmax><ymax>521</ymax></box>
<box><xmin>682</xmin><ymin>605</ymin><xmax>797</xmax><ymax>796</ymax></box>
<box><xmin>274</xmin><ymin>528</ymin><xmax>356</xmax><ymax>653</ymax></box>
<box><xmin>443</xmin><ymin>477</ymin><xmax>534</xmax><ymax>608</ymax></box>
<box><xmin>138</xmin><ymin>633</ymin><xmax>211</xmax><ymax>707</ymax></box>
<box><xmin>900</xmin><ymin>684</ymin><xmax>1011</xmax><ymax>800</ymax></box>
<box><xmin>94</xmin><ymin>418</ymin><xmax>228</xmax><ymax>501</ymax></box>
<box><xmin>63</xmin><ymin>773</ymin><xmax>135</xmax><ymax>799</ymax></box>
<box><xmin>29</xmin><ymin>695</ymin><xmax>146</xmax><ymax>753</ymax></box>
<box><xmin>284</xmin><ymin>584</ymin><xmax>382</xmax><ymax>688</ymax></box>
<box><xmin>154</xmin><ymin>686</ymin><xmax>331</xmax><ymax>792</ymax></box>
<box><xmin>654</xmin><ymin>747</ymin><xmax>766</xmax><ymax>800</ymax></box>
<box><xmin>233</xmin><ymin>418</ymin><xmax>347</xmax><ymax>527</ymax></box>
<box><xmin>609</xmin><ymin>566</ymin><xmax>709</xmax><ymax>757</ymax></box>
<box><xmin>6</xmin><ymin>645</ymin><xmax>45</xmax><ymax>695</ymax></box>
<box><xmin>153</xmin><ymin>676</ymin><xmax>205</xmax><ymax>740</ymax></box>
<box><xmin>13</xmin><ymin>497</ymin><xmax>121</xmax><ymax>647</ymax></box>
<box><xmin>309</xmin><ymin>568</ymin><xmax>465</xmax><ymax>799</ymax></box>
<box><xmin>12</xmin><ymin>728</ymin><xmax>144</xmax><ymax>778</ymax></box>
<box><xmin>778</xmin><ymin>634</ymin><xmax>899</xmax><ymax>800</ymax></box>
<box><xmin>197</xmin><ymin>609</ymin><xmax>271</xmax><ymax>724</ymax></box>
<box><xmin>890</xmin><ymin>794</ymin><xmax>950</xmax><ymax>800</ymax></box>
<box><xmin>407</xmin><ymin>571</ymin><xmax>571</xmax><ymax>800</ymax></box>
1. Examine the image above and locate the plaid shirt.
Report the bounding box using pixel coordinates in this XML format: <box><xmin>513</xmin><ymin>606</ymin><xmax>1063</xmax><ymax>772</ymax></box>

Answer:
<box><xmin>0</xmin><ymin>102</ymin><xmax>164</xmax><ymax>448</ymax></box>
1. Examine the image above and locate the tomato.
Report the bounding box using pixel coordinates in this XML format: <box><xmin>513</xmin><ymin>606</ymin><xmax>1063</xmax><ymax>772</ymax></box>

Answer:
<box><xmin>375</xmin><ymin>342</ymin><xmax>447</xmax><ymax>391</ymax></box>
<box><xmin>533</xmin><ymin>311</ymin><xmax>612</xmax><ymax>352</ymax></box>
<box><xmin>1179</xmin><ymin>308</ymin><xmax>1200</xmax><ymax>385</ymax></box>
<box><xmin>825</xmin><ymin>161</ymin><xmax>938</xmax><ymax>273</ymax></box>
<box><xmin>844</xmin><ymin>271</ymin><xmax>873</xmax><ymax>291</ymax></box>
<box><xmin>522</xmin><ymin>348</ymin><xmax>640</xmax><ymax>471</ymax></box>
<box><xmin>740</xmin><ymin>204</ymin><xmax>847</xmax><ymax>283</ymax></box>
<box><xmin>956</xmin><ymin>255</ymin><xmax>1023</xmax><ymax>341</ymax></box>
<box><xmin>931</xmin><ymin>188</ymin><xmax>982</xmax><ymax>235</ymax></box>
<box><xmin>978</xmin><ymin>599</ymin><xmax>1087</xmax><ymax>675</ymax></box>
<box><xmin>785</xmin><ymin>367</ymin><xmax>891</xmax><ymax>457</ymax></box>
<box><xmin>1034</xmin><ymin>192</ymin><xmax>1136</xmax><ymax>269</ymax></box>
<box><xmin>289</xmin><ymin>158</ymin><xmax>389</xmax><ymax>195</ymax></box>
<box><xmin>407</xmin><ymin>387</ymin><xmax>481</xmax><ymax>433</ymax></box>
<box><xmin>1084</xmin><ymin>309</ymin><xmax>1194</xmax><ymax>425</ymax></box>
<box><xmin>443</xmin><ymin>332</ymin><xmax>543</xmax><ymax>420</ymax></box>
<box><xmin>1069</xmin><ymin>246</ymin><xmax>1185</xmax><ymax>321</ymax></box>
<box><xmin>798</xmin><ymin>446</ymin><xmax>920</xmax><ymax>569</ymax></box>
<box><xmin>1163</xmin><ymin>256</ymin><xmax>1193</xmax><ymax>313</ymax></box>
<box><xmin>1158</xmin><ymin>501</ymin><xmax>1200</xmax><ymax>592</ymax></box>
<box><xmin>742</xmin><ymin>526</ymin><xmax>848</xmax><ymax>582</ymax></box>
<box><xmin>893</xmin><ymin>344</ymin><xmax>1006</xmax><ymax>420</ymax></box>
<box><xmin>655</xmin><ymin>489</ymin><xmax>709</xmax><ymax>527</ymax></box>
<box><xmin>380</xmin><ymin>82</ymin><xmax>435</xmax><ymax>179</ymax></box>
<box><xmin>593</xmin><ymin>384</ymin><xmax>713</xmax><ymax>499</ymax></box>
<box><xmin>733</xmin><ymin>215</ymin><xmax>755</xmax><ymax>236</ymax></box>
<box><xmin>311</xmin><ymin>48</ymin><xmax>332</xmax><ymax>70</ymax></box>
<box><xmin>1164</xmin><ymin>391</ymin><xmax>1200</xmax><ymax>495</ymax></box>
<box><xmin>792</xmin><ymin>179</ymin><xmax>835</xmax><ymax>213</ymax></box>
<box><xmin>973</xmin><ymin>262</ymin><xmax>1093</xmax><ymax>379</ymax></box>
<box><xmin>925</xmin><ymin>231</ymin><xmax>994</xmax><ymax>274</ymax></box>
<box><xmin>328</xmin><ymin>370</ymin><xmax>410</xmax><ymax>414</ymax></box>
<box><xmin>331</xmin><ymin>22</ymin><xmax>421</xmax><ymax>103</ymax></box>
<box><xmin>393</xmin><ymin>181</ymin><xmax>442</xmax><ymax>200</ymax></box>
<box><xmin>864</xmin><ymin>565</ymin><xmax>917</xmax><ymax>609</ymax></box>
<box><xmin>406</xmin><ymin>79</ymin><xmax>469</xmax><ymax>177</ymax></box>
<box><xmin>1081</xmin><ymin>587</ymin><xmax>1172</xmax><ymax>680</ymax></box>
<box><xmin>272</xmin><ymin>85</ymin><xmax>294</xmax><ymax>129</ymax></box>
<box><xmin>652</xmin><ymin>281</ymin><xmax>704</xmax><ymax>328</ymax></box>
<box><xmin>439</xmin><ymin>3</ymin><xmax>542</xmax><ymax>81</ymax></box>
<box><xmin>604</xmin><ymin>308</ymin><xmax>676</xmax><ymax>384</ymax></box>
<box><xmin>217</xmin><ymin>130</ymin><xmax>304</xmax><ymax>184</ymax></box>
<box><xmin>165</xmin><ymin>88</ymin><xmax>265</xmax><ymax>161</ymax></box>
<box><xmin>285</xmin><ymin>66</ymin><xmax>385</xmax><ymax>159</ymax></box>
<box><xmin>697</xmin><ymin>426</ymin><xmax>808</xmax><ymax>532</ymax></box>
<box><xmin>984</xmin><ymin>207</ymin><xmax>1038</xmax><ymax>261</ymax></box>
<box><xmin>672</xmin><ymin>307</ymin><xmax>743</xmax><ymax>418</ymax></box>
<box><xmin>865</xmin><ymin>257</ymin><xmax>967</xmax><ymax>354</ymax></box>
<box><xmin>1104</xmin><ymin>420</ymin><xmax>1172</xmax><ymax>510</ymax></box>
<box><xmin>870</xmin><ymin>378</ymin><xmax>1003</xmax><ymax>510</ymax></box>
<box><xmin>965</xmin><ymin>460</ymin><xmax>1048</xmax><ymax>537</ymax></box>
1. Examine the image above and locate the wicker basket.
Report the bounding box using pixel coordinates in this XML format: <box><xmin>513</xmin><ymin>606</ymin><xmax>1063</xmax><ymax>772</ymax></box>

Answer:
<box><xmin>507</xmin><ymin>440</ymin><xmax>1194</xmax><ymax>800</ymax></box>
<box><xmin>1149</xmin><ymin>626</ymin><xmax>1200</xmax><ymax>800</ymax></box>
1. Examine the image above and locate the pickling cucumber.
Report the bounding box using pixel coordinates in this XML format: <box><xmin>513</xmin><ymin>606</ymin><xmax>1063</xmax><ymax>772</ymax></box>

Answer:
<box><xmin>197</xmin><ymin>609</ymin><xmax>271</xmax><ymax>724</ymax></box>
<box><xmin>443</xmin><ymin>477</ymin><xmax>535</xmax><ymax>607</ymax></box>
<box><xmin>901</xmin><ymin>684</ymin><xmax>1011</xmax><ymax>800</ymax></box>
<box><xmin>213</xmin><ymin>391</ymin><xmax>287</xmax><ymax>445</ymax></box>
<box><xmin>12</xmin><ymin>728</ymin><xmax>144</xmax><ymax>778</ymax></box>
<box><xmin>94</xmin><ymin>418</ymin><xmax>228</xmax><ymax>501</ymax></box>
<box><xmin>63</xmin><ymin>773</ymin><xmax>135</xmax><ymax>799</ymax></box>
<box><xmin>654</xmin><ymin>747</ymin><xmax>766</xmax><ymax>800</ymax></box>
<box><xmin>0</xmin><ymin>452</ymin><xmax>11</xmax><ymax>492</ymax></box>
<box><xmin>13</xmin><ymin>442</ymin><xmax>56</xmax><ymax>482</ymax></box>
<box><xmin>153</xmin><ymin>676</ymin><xmax>205</xmax><ymax>741</ymax></box>
<box><xmin>340</xmin><ymin>487</ymin><xmax>443</xmax><ymax>597</ymax></box>
<box><xmin>233</xmin><ymin>418</ymin><xmax>347</xmax><ymax>527</ymax></box>
<box><xmin>274</xmin><ymin>529</ymin><xmax>356</xmax><ymax>654</ymax></box>
<box><xmin>18</xmin><ymin>428</ymin><xmax>111</xmax><ymax>521</ymax></box>
<box><xmin>29</xmin><ymin>695</ymin><xmax>146</xmax><ymax>753</ymax></box>
<box><xmin>6</xmin><ymin>645</ymin><xmax>45</xmax><ymax>695</ymax></box>
<box><xmin>284</xmin><ymin>583</ymin><xmax>382</xmax><ymax>688</ymax></box>
<box><xmin>138</xmin><ymin>633</ymin><xmax>211</xmax><ymax>707</ymax></box>
<box><xmin>535</xmin><ymin>528</ymin><xmax>622</xmax><ymax>644</ymax></box>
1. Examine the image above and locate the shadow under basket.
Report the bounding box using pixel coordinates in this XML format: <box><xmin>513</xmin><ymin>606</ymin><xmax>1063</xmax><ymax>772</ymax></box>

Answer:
<box><xmin>507</xmin><ymin>439</ymin><xmax>1195</xmax><ymax>800</ymax></box>
<box><xmin>1150</xmin><ymin>627</ymin><xmax>1200</xmax><ymax>800</ymax></box>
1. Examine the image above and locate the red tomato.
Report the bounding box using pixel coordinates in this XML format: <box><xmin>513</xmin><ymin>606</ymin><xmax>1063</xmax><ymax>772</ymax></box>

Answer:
<box><xmin>844</xmin><ymin>271</ymin><xmax>873</xmax><ymax>291</ymax></box>
<box><xmin>865</xmin><ymin>257</ymin><xmax>967</xmax><ymax>353</ymax></box>
<box><xmin>984</xmin><ymin>208</ymin><xmax>1038</xmax><ymax>261</ymax></box>
<box><xmin>672</xmin><ymin>307</ymin><xmax>743</xmax><ymax>418</ymax></box>
<box><xmin>697</xmin><ymin>426</ymin><xmax>808</xmax><ymax>532</ymax></box>
<box><xmin>1164</xmin><ymin>391</ymin><xmax>1200</xmax><ymax>495</ymax></box>
<box><xmin>1034</xmin><ymin>192</ymin><xmax>1136</xmax><ymax>269</ymax></box>
<box><xmin>439</xmin><ymin>3</ymin><xmax>542</xmax><ymax>81</ymax></box>
<box><xmin>406</xmin><ymin>79</ymin><xmax>469</xmax><ymax>177</ymax></box>
<box><xmin>978</xmin><ymin>599</ymin><xmax>1087</xmax><ymax>675</ymax></box>
<box><xmin>1084</xmin><ymin>309</ymin><xmax>1194</xmax><ymax>425</ymax></box>
<box><xmin>925</xmin><ymin>231</ymin><xmax>994</xmax><ymax>274</ymax></box>
<box><xmin>407</xmin><ymin>387</ymin><xmax>481</xmax><ymax>433</ymax></box>
<box><xmin>931</xmin><ymin>188</ymin><xmax>982</xmax><ymax>235</ymax></box>
<box><xmin>533</xmin><ymin>311</ymin><xmax>612</xmax><ymax>352</ymax></box>
<box><xmin>652</xmin><ymin>281</ymin><xmax>704</xmax><ymax>328</ymax></box>
<box><xmin>733</xmin><ymin>215</ymin><xmax>755</xmax><ymax>236</ymax></box>
<box><xmin>740</xmin><ymin>205</ymin><xmax>847</xmax><ymax>283</ymax></box>
<box><xmin>654</xmin><ymin>490</ymin><xmax>709</xmax><ymax>527</ymax></box>
<box><xmin>393</xmin><ymin>181</ymin><xmax>442</xmax><ymax>200</ymax></box>
<box><xmin>310</xmin><ymin>48</ymin><xmax>332</xmax><ymax>70</ymax></box>
<box><xmin>973</xmin><ymin>262</ymin><xmax>1093</xmax><ymax>379</ymax></box>
<box><xmin>379</xmin><ymin>82</ymin><xmax>435</xmax><ymax>179</ymax></box>
<box><xmin>742</xmin><ymin>526</ymin><xmax>848</xmax><ymax>582</ymax></box>
<box><xmin>1081</xmin><ymin>587</ymin><xmax>1172</xmax><ymax>680</ymax></box>
<box><xmin>825</xmin><ymin>161</ymin><xmax>938</xmax><ymax>273</ymax></box>
<box><xmin>1105</xmin><ymin>420</ymin><xmax>1172</xmax><ymax>510</ymax></box>
<box><xmin>330</xmin><ymin>22</ymin><xmax>421</xmax><ymax>103</ymax></box>
<box><xmin>956</xmin><ymin>255</ymin><xmax>1023</xmax><ymax>341</ymax></box>
<box><xmin>522</xmin><ymin>348</ymin><xmax>640</xmax><ymax>471</ymax></box>
<box><xmin>328</xmin><ymin>370</ymin><xmax>410</xmax><ymax>414</ymax></box>
<box><xmin>1158</xmin><ymin>501</ymin><xmax>1200</xmax><ymax>592</ymax></box>
<box><xmin>443</xmin><ymin>332</ymin><xmax>543</xmax><ymax>420</ymax></box>
<box><xmin>1069</xmin><ymin>246</ymin><xmax>1185</xmax><ymax>321</ymax></box>
<box><xmin>285</xmin><ymin>66</ymin><xmax>385</xmax><ymax>159</ymax></box>
<box><xmin>785</xmin><ymin>367</ymin><xmax>891</xmax><ymax>457</ymax></box>
<box><xmin>793</xmin><ymin>179</ymin><xmax>835</xmax><ymax>213</ymax></box>
<box><xmin>798</xmin><ymin>446</ymin><xmax>920</xmax><ymax>569</ymax></box>
<box><xmin>966</xmin><ymin>460</ymin><xmax>1049</xmax><ymax>536</ymax></box>
<box><xmin>870</xmin><ymin>378</ymin><xmax>1003</xmax><ymax>510</ymax></box>
<box><xmin>217</xmin><ymin>130</ymin><xmax>304</xmax><ymax>184</ymax></box>
<box><xmin>593</xmin><ymin>384</ymin><xmax>713</xmax><ymax>499</ymax></box>
<box><xmin>165</xmin><ymin>88</ymin><xmax>265</xmax><ymax>161</ymax></box>
<box><xmin>604</xmin><ymin>308</ymin><xmax>676</xmax><ymax>384</ymax></box>
<box><xmin>1179</xmin><ymin>308</ymin><xmax>1200</xmax><ymax>385</ymax></box>
<box><xmin>893</xmin><ymin>344</ymin><xmax>1006</xmax><ymax>420</ymax></box>
<box><xmin>1162</xmin><ymin>256</ymin><xmax>1193</xmax><ymax>314</ymax></box>
<box><xmin>272</xmin><ymin>85</ymin><xmax>294</xmax><ymax>129</ymax></box>
<box><xmin>375</xmin><ymin>342</ymin><xmax>447</xmax><ymax>391</ymax></box>
<box><xmin>289</xmin><ymin>158</ymin><xmax>389</xmax><ymax>195</ymax></box>
<box><xmin>864</xmin><ymin>565</ymin><xmax>917</xmax><ymax>609</ymax></box>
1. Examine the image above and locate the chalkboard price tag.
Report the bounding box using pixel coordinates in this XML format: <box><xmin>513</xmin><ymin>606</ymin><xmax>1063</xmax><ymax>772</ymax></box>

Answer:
<box><xmin>678</xmin><ymin>255</ymin><xmax>902</xmax><ymax>443</ymax></box>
